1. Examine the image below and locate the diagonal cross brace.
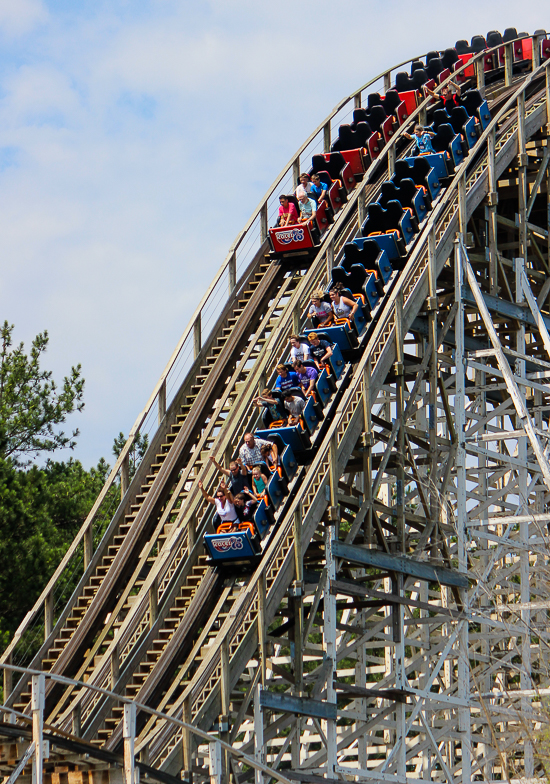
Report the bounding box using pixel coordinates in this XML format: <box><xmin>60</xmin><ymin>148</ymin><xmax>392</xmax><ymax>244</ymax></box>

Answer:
<box><xmin>521</xmin><ymin>269</ymin><xmax>550</xmax><ymax>362</ymax></box>
<box><xmin>462</xmin><ymin>243</ymin><xmax>550</xmax><ymax>493</ymax></box>
<box><xmin>5</xmin><ymin>743</ymin><xmax>34</xmax><ymax>784</ymax></box>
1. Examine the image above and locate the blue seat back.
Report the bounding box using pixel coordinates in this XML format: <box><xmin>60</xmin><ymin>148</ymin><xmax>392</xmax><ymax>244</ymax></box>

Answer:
<box><xmin>353</xmin><ymin>297</ymin><xmax>367</xmax><ymax>335</ymax></box>
<box><xmin>377</xmin><ymin>249</ymin><xmax>393</xmax><ymax>284</ymax></box>
<box><xmin>254</xmin><ymin>499</ymin><xmax>271</xmax><ymax>538</ymax></box>
<box><xmin>365</xmin><ymin>273</ymin><xmax>380</xmax><ymax>311</ymax></box>
<box><xmin>316</xmin><ymin>368</ymin><xmax>333</xmax><ymax>407</ymax></box>
<box><xmin>328</xmin><ymin>342</ymin><xmax>345</xmax><ymax>379</ymax></box>
<box><xmin>412</xmin><ymin>188</ymin><xmax>428</xmax><ymax>223</ymax></box>
<box><xmin>405</xmin><ymin>154</ymin><xmax>447</xmax><ymax>181</ymax></box>
<box><xmin>255</xmin><ymin>426</ymin><xmax>309</xmax><ymax>454</ymax></box>
<box><xmin>477</xmin><ymin>100</ymin><xmax>491</xmax><ymax>130</ymax></box>
<box><xmin>302</xmin><ymin>396</ymin><xmax>320</xmax><ymax>434</ymax></box>
<box><xmin>449</xmin><ymin>133</ymin><xmax>465</xmax><ymax>167</ymax></box>
<box><xmin>280</xmin><ymin>443</ymin><xmax>298</xmax><ymax>482</ymax></box>
<box><xmin>353</xmin><ymin>232</ymin><xmax>401</xmax><ymax>261</ymax></box>
<box><xmin>399</xmin><ymin>210</ymin><xmax>415</xmax><ymax>245</ymax></box>
<box><xmin>304</xmin><ymin>324</ymin><xmax>353</xmax><ymax>352</ymax></box>
<box><xmin>267</xmin><ymin>471</ymin><xmax>285</xmax><ymax>510</ymax></box>
<box><xmin>204</xmin><ymin>528</ymin><xmax>258</xmax><ymax>561</ymax></box>
<box><xmin>462</xmin><ymin>116</ymin><xmax>478</xmax><ymax>148</ymax></box>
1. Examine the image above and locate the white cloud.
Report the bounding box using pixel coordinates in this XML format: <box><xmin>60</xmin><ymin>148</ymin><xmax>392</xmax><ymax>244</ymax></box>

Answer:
<box><xmin>0</xmin><ymin>0</ymin><xmax>47</xmax><ymax>36</ymax></box>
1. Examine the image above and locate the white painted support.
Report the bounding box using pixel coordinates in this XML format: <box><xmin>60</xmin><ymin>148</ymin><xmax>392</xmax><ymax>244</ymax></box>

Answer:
<box><xmin>208</xmin><ymin>741</ymin><xmax>222</xmax><ymax>784</ymax></box>
<box><xmin>121</xmin><ymin>453</ymin><xmax>130</xmax><ymax>500</ymax></box>
<box><xmin>254</xmin><ymin>684</ymin><xmax>265</xmax><ymax>784</ymax></box>
<box><xmin>394</xmin><ymin>574</ymin><xmax>406</xmax><ymax>779</ymax></box>
<box><xmin>260</xmin><ymin>202</ymin><xmax>268</xmax><ymax>244</ymax></box>
<box><xmin>325</xmin><ymin>239</ymin><xmax>334</xmax><ymax>283</ymax></box>
<box><xmin>228</xmin><ymin>251</ymin><xmax>236</xmax><ymax>295</ymax></box>
<box><xmin>476</xmin><ymin>57</ymin><xmax>485</xmax><ymax>96</ymax></box>
<box><xmin>521</xmin><ymin>269</ymin><xmax>550</xmax><ymax>361</ymax></box>
<box><xmin>323</xmin><ymin>122</ymin><xmax>331</xmax><ymax>153</ymax></box>
<box><xmin>123</xmin><ymin>702</ymin><xmax>138</xmax><ymax>784</ymax></box>
<box><xmin>463</xmin><ymin>244</ymin><xmax>550</xmax><ymax>491</ymax></box>
<box><xmin>292</xmin><ymin>158</ymin><xmax>300</xmax><ymax>191</ymax></box>
<box><xmin>157</xmin><ymin>379</ymin><xmax>166</xmax><ymax>425</ymax></box>
<box><xmin>31</xmin><ymin>674</ymin><xmax>45</xmax><ymax>784</ymax></box>
<box><xmin>44</xmin><ymin>592</ymin><xmax>53</xmax><ymax>640</ymax></box>
<box><xmin>193</xmin><ymin>314</ymin><xmax>201</xmax><ymax>360</ymax></box>
<box><xmin>505</xmin><ymin>43</ymin><xmax>513</xmax><ymax>86</ymax></box>
<box><xmin>83</xmin><ymin>523</ymin><xmax>93</xmax><ymax>569</ymax></box>
<box><xmin>516</xmin><ymin>257</ymin><xmax>534</xmax><ymax>779</ymax></box>
<box><xmin>526</xmin><ymin>144</ymin><xmax>549</xmax><ymax>218</ymax></box>
<box><xmin>324</xmin><ymin>525</ymin><xmax>337</xmax><ymax>776</ymax></box>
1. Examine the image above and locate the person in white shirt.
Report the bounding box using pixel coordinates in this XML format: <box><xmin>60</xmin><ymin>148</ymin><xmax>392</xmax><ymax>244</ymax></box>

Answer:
<box><xmin>289</xmin><ymin>335</ymin><xmax>311</xmax><ymax>363</ymax></box>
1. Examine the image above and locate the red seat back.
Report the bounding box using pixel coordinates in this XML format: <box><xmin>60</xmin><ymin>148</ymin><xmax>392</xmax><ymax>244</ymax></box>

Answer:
<box><xmin>458</xmin><ymin>53</ymin><xmax>475</xmax><ymax>77</ymax></box>
<box><xmin>337</xmin><ymin>148</ymin><xmax>366</xmax><ymax>176</ymax></box>
<box><xmin>397</xmin><ymin>90</ymin><xmax>418</xmax><ymax>117</ymax></box>
<box><xmin>315</xmin><ymin>199</ymin><xmax>330</xmax><ymax>233</ymax></box>
<box><xmin>521</xmin><ymin>38</ymin><xmax>533</xmax><ymax>60</ymax></box>
<box><xmin>381</xmin><ymin>114</ymin><xmax>395</xmax><ymax>144</ymax></box>
<box><xmin>367</xmin><ymin>132</ymin><xmax>381</xmax><ymax>160</ymax></box>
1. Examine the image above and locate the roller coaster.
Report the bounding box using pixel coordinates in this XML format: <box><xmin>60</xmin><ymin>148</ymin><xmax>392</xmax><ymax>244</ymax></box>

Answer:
<box><xmin>2</xmin><ymin>27</ymin><xmax>550</xmax><ymax>784</ymax></box>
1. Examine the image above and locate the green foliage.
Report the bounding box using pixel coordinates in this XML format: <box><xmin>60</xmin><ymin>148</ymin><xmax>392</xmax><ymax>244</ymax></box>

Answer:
<box><xmin>0</xmin><ymin>456</ymin><xmax>110</xmax><ymax>645</ymax></box>
<box><xmin>0</xmin><ymin>323</ymin><xmax>154</xmax><ymax>659</ymax></box>
<box><xmin>0</xmin><ymin>321</ymin><xmax>84</xmax><ymax>463</ymax></box>
<box><xmin>112</xmin><ymin>431</ymin><xmax>149</xmax><ymax>479</ymax></box>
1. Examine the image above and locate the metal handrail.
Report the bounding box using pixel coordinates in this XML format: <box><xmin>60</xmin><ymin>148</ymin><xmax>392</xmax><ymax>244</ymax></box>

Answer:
<box><xmin>0</xmin><ymin>663</ymin><xmax>293</xmax><ymax>784</ymax></box>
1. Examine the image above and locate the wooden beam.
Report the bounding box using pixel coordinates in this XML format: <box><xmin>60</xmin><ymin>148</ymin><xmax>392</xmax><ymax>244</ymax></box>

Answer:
<box><xmin>259</xmin><ymin>690</ymin><xmax>336</xmax><ymax>721</ymax></box>
<box><xmin>332</xmin><ymin>541</ymin><xmax>469</xmax><ymax>588</ymax></box>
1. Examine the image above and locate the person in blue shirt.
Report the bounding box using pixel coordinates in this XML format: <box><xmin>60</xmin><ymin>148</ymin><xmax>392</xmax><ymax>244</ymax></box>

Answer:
<box><xmin>274</xmin><ymin>364</ymin><xmax>302</xmax><ymax>394</ymax></box>
<box><xmin>404</xmin><ymin>124</ymin><xmax>436</xmax><ymax>155</ymax></box>
<box><xmin>297</xmin><ymin>191</ymin><xmax>317</xmax><ymax>223</ymax></box>
<box><xmin>310</xmin><ymin>173</ymin><xmax>329</xmax><ymax>204</ymax></box>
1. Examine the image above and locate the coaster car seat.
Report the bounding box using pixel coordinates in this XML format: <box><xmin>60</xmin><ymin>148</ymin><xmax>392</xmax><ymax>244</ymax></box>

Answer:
<box><xmin>471</xmin><ymin>35</ymin><xmax>487</xmax><ymax>53</ymax></box>
<box><xmin>486</xmin><ymin>30</ymin><xmax>503</xmax><ymax>47</ymax></box>
<box><xmin>427</xmin><ymin>58</ymin><xmax>444</xmax><ymax>80</ymax></box>
<box><xmin>460</xmin><ymin>89</ymin><xmax>484</xmax><ymax>117</ymax></box>
<box><xmin>378</xmin><ymin>177</ymin><xmax>427</xmax><ymax>224</ymax></box>
<box><xmin>367</xmin><ymin>93</ymin><xmax>384</xmax><ymax>109</ymax></box>
<box><xmin>412</xmin><ymin>68</ymin><xmax>429</xmax><ymax>89</ymax></box>
<box><xmin>451</xmin><ymin>105</ymin><xmax>478</xmax><ymax>148</ymax></box>
<box><xmin>361</xmin><ymin>200</ymin><xmax>416</xmax><ymax>245</ymax></box>
<box><xmin>312</xmin><ymin>152</ymin><xmax>356</xmax><ymax>193</ymax></box>
<box><xmin>456</xmin><ymin>40</ymin><xmax>471</xmax><ymax>54</ymax></box>
<box><xmin>442</xmin><ymin>48</ymin><xmax>459</xmax><ymax>69</ymax></box>
<box><xmin>395</xmin><ymin>71</ymin><xmax>416</xmax><ymax>92</ymax></box>
<box><xmin>432</xmin><ymin>124</ymin><xmax>465</xmax><ymax>169</ymax></box>
<box><xmin>432</xmin><ymin>108</ymin><xmax>452</xmax><ymax>132</ymax></box>
<box><xmin>383</xmin><ymin>90</ymin><xmax>407</xmax><ymax>124</ymax></box>
<box><xmin>393</xmin><ymin>157</ymin><xmax>440</xmax><ymax>202</ymax></box>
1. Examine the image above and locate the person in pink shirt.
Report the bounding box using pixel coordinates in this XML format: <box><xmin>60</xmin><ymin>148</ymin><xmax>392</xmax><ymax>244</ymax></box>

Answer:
<box><xmin>278</xmin><ymin>195</ymin><xmax>299</xmax><ymax>227</ymax></box>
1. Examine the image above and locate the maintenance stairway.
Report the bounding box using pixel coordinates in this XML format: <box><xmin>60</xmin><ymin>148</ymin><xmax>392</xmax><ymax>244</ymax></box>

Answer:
<box><xmin>2</xmin><ymin>32</ymin><xmax>550</xmax><ymax>784</ymax></box>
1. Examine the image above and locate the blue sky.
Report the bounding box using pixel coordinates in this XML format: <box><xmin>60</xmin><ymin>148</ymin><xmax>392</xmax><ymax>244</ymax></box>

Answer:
<box><xmin>0</xmin><ymin>0</ymin><xmax>546</xmax><ymax>468</ymax></box>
